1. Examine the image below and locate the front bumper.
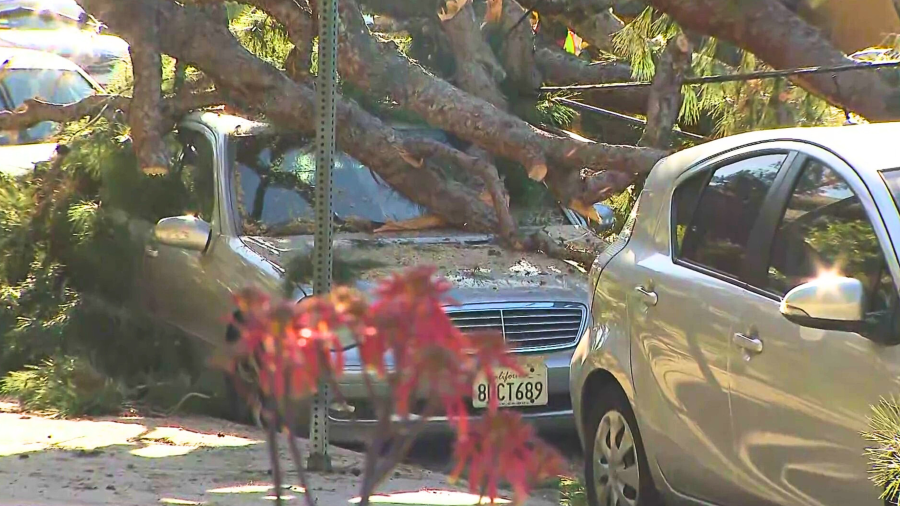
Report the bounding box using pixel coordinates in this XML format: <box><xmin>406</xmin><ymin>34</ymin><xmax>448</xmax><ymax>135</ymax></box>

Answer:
<box><xmin>327</xmin><ymin>348</ymin><xmax>577</xmax><ymax>445</ymax></box>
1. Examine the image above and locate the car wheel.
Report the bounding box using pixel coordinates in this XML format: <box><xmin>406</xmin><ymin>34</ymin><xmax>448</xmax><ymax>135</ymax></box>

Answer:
<box><xmin>584</xmin><ymin>385</ymin><xmax>660</xmax><ymax>506</ymax></box>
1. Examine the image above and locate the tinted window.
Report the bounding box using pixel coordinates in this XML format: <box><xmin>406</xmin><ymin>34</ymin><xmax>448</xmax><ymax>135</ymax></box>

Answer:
<box><xmin>767</xmin><ymin>160</ymin><xmax>893</xmax><ymax>317</ymax></box>
<box><xmin>675</xmin><ymin>154</ymin><xmax>786</xmax><ymax>279</ymax></box>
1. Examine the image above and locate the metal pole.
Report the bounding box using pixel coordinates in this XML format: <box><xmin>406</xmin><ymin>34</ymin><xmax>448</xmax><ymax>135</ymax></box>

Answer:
<box><xmin>307</xmin><ymin>0</ymin><xmax>338</xmax><ymax>473</ymax></box>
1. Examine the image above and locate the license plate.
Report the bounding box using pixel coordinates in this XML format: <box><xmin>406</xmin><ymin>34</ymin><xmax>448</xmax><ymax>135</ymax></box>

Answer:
<box><xmin>472</xmin><ymin>359</ymin><xmax>549</xmax><ymax>408</ymax></box>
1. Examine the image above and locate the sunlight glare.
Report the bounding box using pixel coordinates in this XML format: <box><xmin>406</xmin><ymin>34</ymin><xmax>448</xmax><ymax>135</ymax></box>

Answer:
<box><xmin>348</xmin><ymin>490</ymin><xmax>511</xmax><ymax>505</ymax></box>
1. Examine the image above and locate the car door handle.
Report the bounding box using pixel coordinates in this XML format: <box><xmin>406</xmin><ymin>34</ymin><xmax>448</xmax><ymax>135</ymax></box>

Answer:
<box><xmin>145</xmin><ymin>245</ymin><xmax>158</xmax><ymax>258</ymax></box>
<box><xmin>634</xmin><ymin>286</ymin><xmax>658</xmax><ymax>307</ymax></box>
<box><xmin>733</xmin><ymin>333</ymin><xmax>763</xmax><ymax>354</ymax></box>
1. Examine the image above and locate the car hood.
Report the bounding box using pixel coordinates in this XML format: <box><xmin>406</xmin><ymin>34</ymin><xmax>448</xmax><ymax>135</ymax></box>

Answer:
<box><xmin>241</xmin><ymin>225</ymin><xmax>596</xmax><ymax>304</ymax></box>
<box><xmin>0</xmin><ymin>142</ymin><xmax>57</xmax><ymax>176</ymax></box>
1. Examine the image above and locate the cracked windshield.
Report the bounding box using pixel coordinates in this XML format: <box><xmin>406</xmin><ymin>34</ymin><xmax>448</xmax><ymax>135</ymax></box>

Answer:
<box><xmin>230</xmin><ymin>132</ymin><xmax>569</xmax><ymax>236</ymax></box>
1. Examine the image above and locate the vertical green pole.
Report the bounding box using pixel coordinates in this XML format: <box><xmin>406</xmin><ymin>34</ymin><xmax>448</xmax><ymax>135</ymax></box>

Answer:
<box><xmin>307</xmin><ymin>0</ymin><xmax>338</xmax><ymax>473</ymax></box>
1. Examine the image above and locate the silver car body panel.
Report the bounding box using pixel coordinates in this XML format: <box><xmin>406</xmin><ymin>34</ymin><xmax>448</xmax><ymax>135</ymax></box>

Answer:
<box><xmin>575</xmin><ymin>122</ymin><xmax>900</xmax><ymax>506</ymax></box>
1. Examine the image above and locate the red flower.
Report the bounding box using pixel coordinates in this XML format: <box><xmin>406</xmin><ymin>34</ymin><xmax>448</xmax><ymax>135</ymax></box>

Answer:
<box><xmin>450</xmin><ymin>411</ymin><xmax>564</xmax><ymax>504</ymax></box>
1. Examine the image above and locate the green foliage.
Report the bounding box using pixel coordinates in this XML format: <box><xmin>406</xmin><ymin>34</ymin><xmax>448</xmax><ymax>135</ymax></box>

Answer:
<box><xmin>534</xmin><ymin>94</ymin><xmax>578</xmax><ymax>128</ymax></box>
<box><xmin>230</xmin><ymin>6</ymin><xmax>294</xmax><ymax>68</ymax></box>
<box><xmin>0</xmin><ymin>355</ymin><xmax>124</xmax><ymax>417</ymax></box>
<box><xmin>612</xmin><ymin>6</ymin><xmax>845</xmax><ymax>136</ymax></box>
<box><xmin>0</xmin><ymin>117</ymin><xmax>204</xmax><ymax>416</ymax></box>
<box><xmin>863</xmin><ymin>396</ymin><xmax>900</xmax><ymax>502</ymax></box>
<box><xmin>559</xmin><ymin>477</ymin><xmax>588</xmax><ymax>506</ymax></box>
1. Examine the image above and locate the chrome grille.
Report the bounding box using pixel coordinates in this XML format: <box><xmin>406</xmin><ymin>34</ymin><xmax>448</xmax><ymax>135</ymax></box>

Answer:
<box><xmin>448</xmin><ymin>303</ymin><xmax>585</xmax><ymax>352</ymax></box>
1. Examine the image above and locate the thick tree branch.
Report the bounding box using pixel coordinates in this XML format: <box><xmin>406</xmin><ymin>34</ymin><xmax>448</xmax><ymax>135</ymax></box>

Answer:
<box><xmin>535</xmin><ymin>46</ymin><xmax>650</xmax><ymax>115</ymax></box>
<box><xmin>404</xmin><ymin>137</ymin><xmax>516</xmax><ymax>241</ymax></box>
<box><xmin>0</xmin><ymin>91</ymin><xmax>226</xmax><ymax>131</ymax></box>
<box><xmin>439</xmin><ymin>0</ymin><xmax>508</xmax><ymax>110</ymax></box>
<box><xmin>647</xmin><ymin>0</ymin><xmax>900</xmax><ymax>121</ymax></box>
<box><xmin>638</xmin><ymin>33</ymin><xmax>691</xmax><ymax>149</ymax></box>
<box><xmin>486</xmin><ymin>0</ymin><xmax>542</xmax><ymax>94</ymax></box>
<box><xmin>81</xmin><ymin>0</ymin><xmax>500</xmax><ymax>233</ymax></box>
<box><xmin>437</xmin><ymin>0</ymin><xmax>516</xmax><ymax>241</ymax></box>
<box><xmin>128</xmin><ymin>1</ymin><xmax>168</xmax><ymax>175</ymax></box>
<box><xmin>312</xmin><ymin>0</ymin><xmax>663</xmax><ymax>206</ymax></box>
<box><xmin>282</xmin><ymin>0</ymin><xmax>315</xmax><ymax>82</ymax></box>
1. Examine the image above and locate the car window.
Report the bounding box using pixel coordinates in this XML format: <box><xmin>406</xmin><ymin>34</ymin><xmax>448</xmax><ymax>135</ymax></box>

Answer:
<box><xmin>766</xmin><ymin>160</ymin><xmax>894</xmax><ymax>318</ymax></box>
<box><xmin>674</xmin><ymin>154</ymin><xmax>787</xmax><ymax>279</ymax></box>
<box><xmin>176</xmin><ymin>130</ymin><xmax>216</xmax><ymax>223</ymax></box>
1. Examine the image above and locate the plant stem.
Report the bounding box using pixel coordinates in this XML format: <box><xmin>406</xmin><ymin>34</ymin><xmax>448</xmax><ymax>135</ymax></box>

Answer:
<box><xmin>368</xmin><ymin>396</ymin><xmax>442</xmax><ymax>492</ymax></box>
<box><xmin>286</xmin><ymin>432</ymin><xmax>317</xmax><ymax>506</ymax></box>
<box><xmin>358</xmin><ymin>369</ymin><xmax>391</xmax><ymax>506</ymax></box>
<box><xmin>266</xmin><ymin>412</ymin><xmax>284</xmax><ymax>506</ymax></box>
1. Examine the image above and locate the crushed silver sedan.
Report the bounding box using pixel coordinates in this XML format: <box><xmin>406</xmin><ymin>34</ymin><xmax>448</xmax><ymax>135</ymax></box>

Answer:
<box><xmin>132</xmin><ymin>112</ymin><xmax>598</xmax><ymax>444</ymax></box>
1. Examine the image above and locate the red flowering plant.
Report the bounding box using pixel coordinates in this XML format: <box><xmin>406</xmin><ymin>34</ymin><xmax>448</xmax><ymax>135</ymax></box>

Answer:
<box><xmin>217</xmin><ymin>265</ymin><xmax>563</xmax><ymax>506</ymax></box>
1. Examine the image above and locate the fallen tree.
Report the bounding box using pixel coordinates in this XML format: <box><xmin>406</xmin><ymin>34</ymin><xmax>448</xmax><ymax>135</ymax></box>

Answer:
<box><xmin>0</xmin><ymin>0</ymin><xmax>896</xmax><ymax>258</ymax></box>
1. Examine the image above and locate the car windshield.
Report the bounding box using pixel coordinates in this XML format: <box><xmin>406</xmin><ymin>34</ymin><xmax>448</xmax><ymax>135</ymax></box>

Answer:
<box><xmin>230</xmin><ymin>133</ymin><xmax>569</xmax><ymax>236</ymax></box>
<box><xmin>0</xmin><ymin>68</ymin><xmax>95</xmax><ymax>145</ymax></box>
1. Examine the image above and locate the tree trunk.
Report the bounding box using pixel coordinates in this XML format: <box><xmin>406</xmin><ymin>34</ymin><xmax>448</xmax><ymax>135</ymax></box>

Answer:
<box><xmin>649</xmin><ymin>0</ymin><xmax>900</xmax><ymax>121</ymax></box>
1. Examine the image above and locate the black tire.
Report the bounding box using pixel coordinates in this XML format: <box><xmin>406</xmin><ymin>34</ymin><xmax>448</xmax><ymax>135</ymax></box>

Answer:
<box><xmin>584</xmin><ymin>383</ymin><xmax>661</xmax><ymax>506</ymax></box>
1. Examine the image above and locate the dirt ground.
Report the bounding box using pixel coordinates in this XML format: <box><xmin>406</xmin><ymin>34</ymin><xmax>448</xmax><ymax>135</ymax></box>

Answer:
<box><xmin>0</xmin><ymin>401</ymin><xmax>564</xmax><ymax>506</ymax></box>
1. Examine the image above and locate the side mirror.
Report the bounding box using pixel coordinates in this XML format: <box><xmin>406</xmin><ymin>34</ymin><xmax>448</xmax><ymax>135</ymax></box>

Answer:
<box><xmin>153</xmin><ymin>215</ymin><xmax>211</xmax><ymax>252</ymax></box>
<box><xmin>780</xmin><ymin>275</ymin><xmax>866</xmax><ymax>332</ymax></box>
<box><xmin>587</xmin><ymin>203</ymin><xmax>617</xmax><ymax>236</ymax></box>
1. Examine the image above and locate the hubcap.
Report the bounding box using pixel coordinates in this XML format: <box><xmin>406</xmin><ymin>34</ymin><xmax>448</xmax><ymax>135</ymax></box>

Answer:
<box><xmin>593</xmin><ymin>410</ymin><xmax>640</xmax><ymax>506</ymax></box>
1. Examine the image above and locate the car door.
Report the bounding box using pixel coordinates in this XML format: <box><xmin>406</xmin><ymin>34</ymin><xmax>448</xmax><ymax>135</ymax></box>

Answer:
<box><xmin>628</xmin><ymin>148</ymin><xmax>795</xmax><ymax>505</ymax></box>
<box><xmin>728</xmin><ymin>148</ymin><xmax>900</xmax><ymax>506</ymax></box>
<box><xmin>143</xmin><ymin>124</ymin><xmax>234</xmax><ymax>348</ymax></box>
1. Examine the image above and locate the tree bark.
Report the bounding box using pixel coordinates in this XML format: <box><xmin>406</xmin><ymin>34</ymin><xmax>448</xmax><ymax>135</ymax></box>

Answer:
<box><xmin>638</xmin><ymin>33</ymin><xmax>691</xmax><ymax>149</ymax></box>
<box><xmin>485</xmin><ymin>0</ymin><xmax>543</xmax><ymax>94</ymax></box>
<box><xmin>535</xmin><ymin>46</ymin><xmax>650</xmax><ymax>115</ymax></box>
<box><xmin>648</xmin><ymin>0</ymin><xmax>900</xmax><ymax>121</ymax></box>
<box><xmin>128</xmin><ymin>4</ymin><xmax>168</xmax><ymax>175</ymax></box>
<box><xmin>438</xmin><ymin>0</ymin><xmax>517</xmax><ymax>241</ymax></box>
<box><xmin>439</xmin><ymin>0</ymin><xmax>508</xmax><ymax>110</ymax></box>
<box><xmin>81</xmin><ymin>0</ymin><xmax>501</xmax><ymax>233</ymax></box>
<box><xmin>0</xmin><ymin>92</ymin><xmax>225</xmax><ymax>131</ymax></box>
<box><xmin>246</xmin><ymin>0</ymin><xmax>664</xmax><ymax>212</ymax></box>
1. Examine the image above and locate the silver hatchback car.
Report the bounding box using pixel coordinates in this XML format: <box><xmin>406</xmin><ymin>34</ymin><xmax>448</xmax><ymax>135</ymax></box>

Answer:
<box><xmin>571</xmin><ymin>122</ymin><xmax>900</xmax><ymax>506</ymax></box>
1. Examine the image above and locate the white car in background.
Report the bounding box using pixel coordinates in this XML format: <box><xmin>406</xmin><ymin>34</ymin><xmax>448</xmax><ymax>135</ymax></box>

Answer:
<box><xmin>0</xmin><ymin>0</ymin><xmax>129</xmax><ymax>87</ymax></box>
<box><xmin>0</xmin><ymin>46</ymin><xmax>102</xmax><ymax>176</ymax></box>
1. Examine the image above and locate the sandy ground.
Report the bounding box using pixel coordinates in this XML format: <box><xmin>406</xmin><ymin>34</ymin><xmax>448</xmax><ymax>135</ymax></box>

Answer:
<box><xmin>0</xmin><ymin>401</ymin><xmax>561</xmax><ymax>506</ymax></box>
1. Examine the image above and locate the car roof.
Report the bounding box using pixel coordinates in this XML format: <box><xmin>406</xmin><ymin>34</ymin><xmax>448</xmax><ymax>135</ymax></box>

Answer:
<box><xmin>0</xmin><ymin>46</ymin><xmax>84</xmax><ymax>71</ymax></box>
<box><xmin>657</xmin><ymin>122</ymin><xmax>900</xmax><ymax>182</ymax></box>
